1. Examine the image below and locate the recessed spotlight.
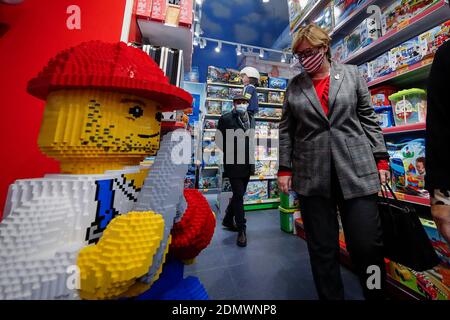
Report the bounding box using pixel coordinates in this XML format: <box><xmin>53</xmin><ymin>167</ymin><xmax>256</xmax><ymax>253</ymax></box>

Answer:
<box><xmin>215</xmin><ymin>42</ymin><xmax>222</xmax><ymax>53</ymax></box>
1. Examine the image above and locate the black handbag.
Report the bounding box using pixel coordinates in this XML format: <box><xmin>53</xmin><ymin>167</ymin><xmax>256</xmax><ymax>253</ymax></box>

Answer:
<box><xmin>378</xmin><ymin>184</ymin><xmax>441</xmax><ymax>271</ymax></box>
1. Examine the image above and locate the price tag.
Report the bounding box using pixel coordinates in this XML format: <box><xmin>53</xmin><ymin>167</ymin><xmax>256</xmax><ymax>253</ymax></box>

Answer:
<box><xmin>397</xmin><ymin>20</ymin><xmax>410</xmax><ymax>31</ymax></box>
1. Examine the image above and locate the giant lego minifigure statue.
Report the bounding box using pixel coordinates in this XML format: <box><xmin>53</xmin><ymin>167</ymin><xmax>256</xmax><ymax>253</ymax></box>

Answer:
<box><xmin>0</xmin><ymin>41</ymin><xmax>215</xmax><ymax>300</ymax></box>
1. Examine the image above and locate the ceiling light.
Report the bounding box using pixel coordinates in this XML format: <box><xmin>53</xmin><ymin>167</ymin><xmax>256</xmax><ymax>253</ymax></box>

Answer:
<box><xmin>281</xmin><ymin>53</ymin><xmax>286</xmax><ymax>63</ymax></box>
<box><xmin>215</xmin><ymin>42</ymin><xmax>222</xmax><ymax>53</ymax></box>
<box><xmin>259</xmin><ymin>49</ymin><xmax>264</xmax><ymax>58</ymax></box>
<box><xmin>193</xmin><ymin>37</ymin><xmax>199</xmax><ymax>46</ymax></box>
<box><xmin>199</xmin><ymin>38</ymin><xmax>207</xmax><ymax>49</ymax></box>
<box><xmin>196</xmin><ymin>0</ymin><xmax>203</xmax><ymax>5</ymax></box>
<box><xmin>263</xmin><ymin>0</ymin><xmax>270</xmax><ymax>3</ymax></box>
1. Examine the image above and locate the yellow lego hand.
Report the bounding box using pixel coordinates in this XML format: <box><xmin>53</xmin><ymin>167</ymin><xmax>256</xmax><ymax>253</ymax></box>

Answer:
<box><xmin>77</xmin><ymin>211</ymin><xmax>164</xmax><ymax>300</ymax></box>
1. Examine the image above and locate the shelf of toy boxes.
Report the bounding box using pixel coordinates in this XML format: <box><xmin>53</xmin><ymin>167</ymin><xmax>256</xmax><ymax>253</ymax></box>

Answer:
<box><xmin>291</xmin><ymin>0</ymin><xmax>330</xmax><ymax>34</ymax></box>
<box><xmin>203</xmin><ymin>79</ymin><xmax>285</xmax><ymax>211</ymax></box>
<box><xmin>342</xmin><ymin>0</ymin><xmax>450</xmax><ymax>65</ymax></box>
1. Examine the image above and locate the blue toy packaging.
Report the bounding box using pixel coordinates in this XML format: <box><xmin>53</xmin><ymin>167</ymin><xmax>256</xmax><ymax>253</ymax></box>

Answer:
<box><xmin>315</xmin><ymin>2</ymin><xmax>334</xmax><ymax>32</ymax></box>
<box><xmin>389</xmin><ymin>37</ymin><xmax>423</xmax><ymax>70</ymax></box>
<box><xmin>345</xmin><ymin>17</ymin><xmax>379</xmax><ymax>56</ymax></box>
<box><xmin>368</xmin><ymin>52</ymin><xmax>392</xmax><ymax>80</ymax></box>
<box><xmin>334</xmin><ymin>0</ymin><xmax>369</xmax><ymax>26</ymax></box>
<box><xmin>331</xmin><ymin>38</ymin><xmax>348</xmax><ymax>62</ymax></box>
<box><xmin>268</xmin><ymin>77</ymin><xmax>288</xmax><ymax>90</ymax></box>
<box><xmin>358</xmin><ymin>63</ymin><xmax>370</xmax><ymax>83</ymax></box>
<box><xmin>244</xmin><ymin>180</ymin><xmax>269</xmax><ymax>202</ymax></box>
<box><xmin>374</xmin><ymin>106</ymin><xmax>395</xmax><ymax>128</ymax></box>
<box><xmin>387</xmin><ymin>138</ymin><xmax>428</xmax><ymax>197</ymax></box>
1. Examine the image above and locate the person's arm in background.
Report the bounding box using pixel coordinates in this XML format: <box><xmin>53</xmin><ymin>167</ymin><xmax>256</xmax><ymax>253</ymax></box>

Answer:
<box><xmin>277</xmin><ymin>89</ymin><xmax>296</xmax><ymax>194</ymax></box>
<box><xmin>354</xmin><ymin>65</ymin><xmax>391</xmax><ymax>184</ymax></box>
<box><xmin>426</xmin><ymin>41</ymin><xmax>450</xmax><ymax>244</ymax></box>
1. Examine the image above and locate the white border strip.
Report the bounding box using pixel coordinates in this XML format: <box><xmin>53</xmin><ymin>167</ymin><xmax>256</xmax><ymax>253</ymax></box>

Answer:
<box><xmin>120</xmin><ymin>0</ymin><xmax>135</xmax><ymax>42</ymax></box>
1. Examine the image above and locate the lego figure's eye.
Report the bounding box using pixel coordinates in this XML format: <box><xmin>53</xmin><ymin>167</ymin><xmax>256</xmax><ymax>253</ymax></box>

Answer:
<box><xmin>129</xmin><ymin>106</ymin><xmax>144</xmax><ymax>118</ymax></box>
<box><xmin>155</xmin><ymin>112</ymin><xmax>162</xmax><ymax>122</ymax></box>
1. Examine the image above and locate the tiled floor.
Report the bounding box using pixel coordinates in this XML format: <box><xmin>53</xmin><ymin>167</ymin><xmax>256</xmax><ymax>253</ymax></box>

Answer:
<box><xmin>184</xmin><ymin>195</ymin><xmax>364</xmax><ymax>300</ymax></box>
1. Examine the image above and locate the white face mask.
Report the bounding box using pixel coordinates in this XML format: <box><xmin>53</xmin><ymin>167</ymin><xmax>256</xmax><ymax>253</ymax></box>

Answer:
<box><xmin>235</xmin><ymin>103</ymin><xmax>249</xmax><ymax>113</ymax></box>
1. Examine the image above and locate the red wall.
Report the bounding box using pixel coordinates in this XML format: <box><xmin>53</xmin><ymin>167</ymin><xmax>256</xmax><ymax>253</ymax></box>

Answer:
<box><xmin>0</xmin><ymin>0</ymin><xmax>129</xmax><ymax>219</ymax></box>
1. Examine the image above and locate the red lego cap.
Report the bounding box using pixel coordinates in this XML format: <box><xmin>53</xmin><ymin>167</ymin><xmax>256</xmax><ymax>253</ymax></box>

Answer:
<box><xmin>27</xmin><ymin>41</ymin><xmax>192</xmax><ymax>111</ymax></box>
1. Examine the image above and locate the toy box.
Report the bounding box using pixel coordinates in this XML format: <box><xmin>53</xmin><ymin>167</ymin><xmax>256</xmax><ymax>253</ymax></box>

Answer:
<box><xmin>206</xmin><ymin>101</ymin><xmax>222</xmax><ymax>115</ymax></box>
<box><xmin>207</xmin><ymin>85</ymin><xmax>229</xmax><ymax>99</ymax></box>
<box><xmin>229</xmin><ymin>87</ymin><xmax>243</xmax><ymax>99</ymax></box>
<box><xmin>389</xmin><ymin>88</ymin><xmax>427</xmax><ymax>126</ymax></box>
<box><xmin>389</xmin><ymin>37</ymin><xmax>423</xmax><ymax>70</ymax></box>
<box><xmin>334</xmin><ymin>0</ymin><xmax>370</xmax><ymax>25</ymax></box>
<box><xmin>269</xmin><ymin>180</ymin><xmax>280</xmax><ymax>199</ymax></box>
<box><xmin>387</xmin><ymin>138</ymin><xmax>428</xmax><ymax>197</ymax></box>
<box><xmin>255</xmin><ymin>122</ymin><xmax>279</xmax><ymax>138</ymax></box>
<box><xmin>358</xmin><ymin>63</ymin><xmax>370</xmax><ymax>83</ymax></box>
<box><xmin>288</xmin><ymin>0</ymin><xmax>302</xmax><ymax>31</ymax></box>
<box><xmin>207</xmin><ymin>66</ymin><xmax>228</xmax><ymax>83</ymax></box>
<box><xmin>257</xmin><ymin>108</ymin><xmax>282</xmax><ymax>119</ymax></box>
<box><xmin>374</xmin><ymin>106</ymin><xmax>395</xmax><ymax>128</ymax></box>
<box><xmin>199</xmin><ymin>176</ymin><xmax>218</xmax><ymax>189</ymax></box>
<box><xmin>255</xmin><ymin>160</ymin><xmax>278</xmax><ymax>176</ymax></box>
<box><xmin>222</xmin><ymin>178</ymin><xmax>232</xmax><ymax>192</ymax></box>
<box><xmin>260</xmin><ymin>72</ymin><xmax>269</xmax><ymax>88</ymax></box>
<box><xmin>280</xmin><ymin>191</ymin><xmax>300</xmax><ymax>209</ymax></box>
<box><xmin>371</xmin><ymin>85</ymin><xmax>398</xmax><ymax>107</ymax></box>
<box><xmin>204</xmin><ymin>152</ymin><xmax>220</xmax><ymax>166</ymax></box>
<box><xmin>203</xmin><ymin>140</ymin><xmax>218</xmax><ymax>153</ymax></box>
<box><xmin>315</xmin><ymin>3</ymin><xmax>334</xmax><ymax>32</ymax></box>
<box><xmin>419</xmin><ymin>21</ymin><xmax>450</xmax><ymax>59</ymax></box>
<box><xmin>244</xmin><ymin>180</ymin><xmax>269</xmax><ymax>202</ymax></box>
<box><xmin>203</xmin><ymin>131</ymin><xmax>216</xmax><ymax>141</ymax></box>
<box><xmin>204</xmin><ymin>119</ymin><xmax>218</xmax><ymax>129</ymax></box>
<box><xmin>226</xmin><ymin>68</ymin><xmax>242</xmax><ymax>84</ymax></box>
<box><xmin>268</xmin><ymin>77</ymin><xmax>288</xmax><ymax>90</ymax></box>
<box><xmin>382</xmin><ymin>0</ymin><xmax>439</xmax><ymax>35</ymax></box>
<box><xmin>221</xmin><ymin>101</ymin><xmax>233</xmax><ymax>114</ymax></box>
<box><xmin>184</xmin><ymin>175</ymin><xmax>196</xmax><ymax>189</ymax></box>
<box><xmin>345</xmin><ymin>17</ymin><xmax>380</xmax><ymax>56</ymax></box>
<box><xmin>331</xmin><ymin>38</ymin><xmax>348</xmax><ymax>62</ymax></box>
<box><xmin>257</xmin><ymin>92</ymin><xmax>268</xmax><ymax>103</ymax></box>
<box><xmin>368</xmin><ymin>52</ymin><xmax>392</xmax><ymax>80</ymax></box>
<box><xmin>268</xmin><ymin>91</ymin><xmax>285</xmax><ymax>104</ymax></box>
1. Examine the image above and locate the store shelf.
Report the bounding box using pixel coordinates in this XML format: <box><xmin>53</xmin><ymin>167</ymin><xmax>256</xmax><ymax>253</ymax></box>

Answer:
<box><xmin>257</xmin><ymin>87</ymin><xmax>286</xmax><ymax>92</ymax></box>
<box><xmin>205</xmin><ymin>114</ymin><xmax>221</xmax><ymax>118</ymax></box>
<box><xmin>342</xmin><ymin>1</ymin><xmax>450</xmax><ymax>65</ymax></box>
<box><xmin>255</xmin><ymin>117</ymin><xmax>282</xmax><ymax>121</ymax></box>
<box><xmin>199</xmin><ymin>188</ymin><xmax>219</xmax><ymax>194</ymax></box>
<box><xmin>137</xmin><ymin>19</ymin><xmax>193</xmax><ymax>71</ymax></box>
<box><xmin>330</xmin><ymin>0</ymin><xmax>391</xmax><ymax>38</ymax></box>
<box><xmin>203</xmin><ymin>166</ymin><xmax>219</xmax><ymax>170</ymax></box>
<box><xmin>368</xmin><ymin>59</ymin><xmax>433</xmax><ymax>88</ymax></box>
<box><xmin>204</xmin><ymin>128</ymin><xmax>217</xmax><ymax>132</ymax></box>
<box><xmin>250</xmin><ymin>175</ymin><xmax>277</xmax><ymax>181</ymax></box>
<box><xmin>206</xmin><ymin>97</ymin><xmax>233</xmax><ymax>102</ymax></box>
<box><xmin>244</xmin><ymin>201</ymin><xmax>280</xmax><ymax>211</ymax></box>
<box><xmin>382</xmin><ymin>192</ymin><xmax>431</xmax><ymax>207</ymax></box>
<box><xmin>291</xmin><ymin>0</ymin><xmax>329</xmax><ymax>33</ymax></box>
<box><xmin>382</xmin><ymin>123</ymin><xmax>426</xmax><ymax>134</ymax></box>
<box><xmin>244</xmin><ymin>198</ymin><xmax>280</xmax><ymax>205</ymax></box>
<box><xmin>207</xmin><ymin>81</ymin><xmax>243</xmax><ymax>88</ymax></box>
<box><xmin>259</xmin><ymin>102</ymin><xmax>284</xmax><ymax>107</ymax></box>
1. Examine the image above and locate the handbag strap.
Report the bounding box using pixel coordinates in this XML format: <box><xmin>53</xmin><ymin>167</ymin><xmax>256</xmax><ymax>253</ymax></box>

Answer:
<box><xmin>383</xmin><ymin>183</ymin><xmax>398</xmax><ymax>201</ymax></box>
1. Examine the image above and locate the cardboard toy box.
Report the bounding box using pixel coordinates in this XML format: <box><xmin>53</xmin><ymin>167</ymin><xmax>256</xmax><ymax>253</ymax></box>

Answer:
<box><xmin>334</xmin><ymin>0</ymin><xmax>369</xmax><ymax>26</ymax></box>
<box><xmin>244</xmin><ymin>180</ymin><xmax>269</xmax><ymax>202</ymax></box>
<box><xmin>389</xmin><ymin>37</ymin><xmax>424</xmax><ymax>71</ymax></box>
<box><xmin>331</xmin><ymin>38</ymin><xmax>348</xmax><ymax>62</ymax></box>
<box><xmin>345</xmin><ymin>17</ymin><xmax>380</xmax><ymax>56</ymax></box>
<box><xmin>368</xmin><ymin>52</ymin><xmax>392</xmax><ymax>80</ymax></box>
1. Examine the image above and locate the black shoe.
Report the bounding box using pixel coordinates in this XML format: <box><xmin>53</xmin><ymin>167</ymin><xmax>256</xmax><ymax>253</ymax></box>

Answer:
<box><xmin>237</xmin><ymin>231</ymin><xmax>247</xmax><ymax>247</ymax></box>
<box><xmin>222</xmin><ymin>220</ymin><xmax>239</xmax><ymax>232</ymax></box>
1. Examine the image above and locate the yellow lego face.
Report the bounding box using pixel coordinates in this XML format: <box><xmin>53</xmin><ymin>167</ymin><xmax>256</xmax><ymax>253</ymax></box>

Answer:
<box><xmin>38</xmin><ymin>89</ymin><xmax>162</xmax><ymax>174</ymax></box>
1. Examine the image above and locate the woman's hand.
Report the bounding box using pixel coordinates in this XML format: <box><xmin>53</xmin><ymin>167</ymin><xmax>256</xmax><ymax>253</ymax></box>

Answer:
<box><xmin>278</xmin><ymin>175</ymin><xmax>292</xmax><ymax>194</ymax></box>
<box><xmin>379</xmin><ymin>169</ymin><xmax>391</xmax><ymax>185</ymax></box>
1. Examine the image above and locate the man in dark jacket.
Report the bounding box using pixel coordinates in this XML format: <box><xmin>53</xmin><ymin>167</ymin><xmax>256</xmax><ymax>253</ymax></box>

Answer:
<box><xmin>426</xmin><ymin>40</ymin><xmax>450</xmax><ymax>243</ymax></box>
<box><xmin>216</xmin><ymin>95</ymin><xmax>255</xmax><ymax>247</ymax></box>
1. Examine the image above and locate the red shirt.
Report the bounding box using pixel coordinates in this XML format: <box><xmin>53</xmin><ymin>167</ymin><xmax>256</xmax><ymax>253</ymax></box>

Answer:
<box><xmin>277</xmin><ymin>76</ymin><xmax>389</xmax><ymax>176</ymax></box>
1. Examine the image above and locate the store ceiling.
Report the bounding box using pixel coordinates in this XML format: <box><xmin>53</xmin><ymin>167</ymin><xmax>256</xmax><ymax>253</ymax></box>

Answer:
<box><xmin>200</xmin><ymin>0</ymin><xmax>289</xmax><ymax>48</ymax></box>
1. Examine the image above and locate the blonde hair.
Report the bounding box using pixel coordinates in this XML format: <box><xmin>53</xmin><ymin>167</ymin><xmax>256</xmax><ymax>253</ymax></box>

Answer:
<box><xmin>292</xmin><ymin>24</ymin><xmax>332</xmax><ymax>61</ymax></box>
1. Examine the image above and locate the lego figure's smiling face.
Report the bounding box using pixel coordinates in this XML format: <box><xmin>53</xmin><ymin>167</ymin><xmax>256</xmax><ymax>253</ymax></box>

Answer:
<box><xmin>39</xmin><ymin>89</ymin><xmax>163</xmax><ymax>174</ymax></box>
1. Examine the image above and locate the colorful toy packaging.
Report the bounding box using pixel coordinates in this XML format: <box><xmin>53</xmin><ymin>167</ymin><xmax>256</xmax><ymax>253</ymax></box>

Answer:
<box><xmin>374</xmin><ymin>106</ymin><xmax>395</xmax><ymax>128</ymax></box>
<box><xmin>204</xmin><ymin>119</ymin><xmax>218</xmax><ymax>129</ymax></box>
<box><xmin>345</xmin><ymin>17</ymin><xmax>380</xmax><ymax>56</ymax></box>
<box><xmin>257</xmin><ymin>108</ymin><xmax>282</xmax><ymax>119</ymax></box>
<box><xmin>257</xmin><ymin>92</ymin><xmax>268</xmax><ymax>103</ymax></box>
<box><xmin>389</xmin><ymin>37</ymin><xmax>423</xmax><ymax>70</ymax></box>
<box><xmin>221</xmin><ymin>101</ymin><xmax>233</xmax><ymax>114</ymax></box>
<box><xmin>255</xmin><ymin>160</ymin><xmax>278</xmax><ymax>176</ymax></box>
<box><xmin>368</xmin><ymin>52</ymin><xmax>392</xmax><ymax>79</ymax></box>
<box><xmin>229</xmin><ymin>87</ymin><xmax>243</xmax><ymax>98</ymax></box>
<box><xmin>206</xmin><ymin>101</ymin><xmax>222</xmax><ymax>115</ymax></box>
<box><xmin>199</xmin><ymin>176</ymin><xmax>218</xmax><ymax>189</ymax></box>
<box><xmin>334</xmin><ymin>0</ymin><xmax>369</xmax><ymax>25</ymax></box>
<box><xmin>419</xmin><ymin>20</ymin><xmax>450</xmax><ymax>59</ymax></box>
<box><xmin>184</xmin><ymin>175</ymin><xmax>196</xmax><ymax>189</ymax></box>
<box><xmin>389</xmin><ymin>88</ymin><xmax>427</xmax><ymax>126</ymax></box>
<box><xmin>268</xmin><ymin>91</ymin><xmax>285</xmax><ymax>104</ymax></box>
<box><xmin>382</xmin><ymin>0</ymin><xmax>439</xmax><ymax>35</ymax></box>
<box><xmin>280</xmin><ymin>191</ymin><xmax>300</xmax><ymax>209</ymax></box>
<box><xmin>315</xmin><ymin>3</ymin><xmax>334</xmax><ymax>32</ymax></box>
<box><xmin>244</xmin><ymin>180</ymin><xmax>269</xmax><ymax>202</ymax></box>
<box><xmin>371</xmin><ymin>85</ymin><xmax>398</xmax><ymax>106</ymax></box>
<box><xmin>207</xmin><ymin>66</ymin><xmax>242</xmax><ymax>84</ymax></box>
<box><xmin>260</xmin><ymin>72</ymin><xmax>270</xmax><ymax>88</ymax></box>
<box><xmin>387</xmin><ymin>138</ymin><xmax>428</xmax><ymax>197</ymax></box>
<box><xmin>269</xmin><ymin>180</ymin><xmax>280</xmax><ymax>199</ymax></box>
<box><xmin>331</xmin><ymin>38</ymin><xmax>348</xmax><ymax>62</ymax></box>
<box><xmin>268</xmin><ymin>77</ymin><xmax>288</xmax><ymax>90</ymax></box>
<box><xmin>358</xmin><ymin>63</ymin><xmax>370</xmax><ymax>83</ymax></box>
<box><xmin>207</xmin><ymin>85</ymin><xmax>229</xmax><ymax>99</ymax></box>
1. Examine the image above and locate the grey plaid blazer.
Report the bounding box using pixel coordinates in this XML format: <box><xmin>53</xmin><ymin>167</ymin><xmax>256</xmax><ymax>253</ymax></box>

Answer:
<box><xmin>279</xmin><ymin>62</ymin><xmax>387</xmax><ymax>200</ymax></box>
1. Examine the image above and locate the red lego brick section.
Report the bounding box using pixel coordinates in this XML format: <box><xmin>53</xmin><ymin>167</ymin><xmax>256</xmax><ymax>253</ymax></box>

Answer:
<box><xmin>27</xmin><ymin>41</ymin><xmax>192</xmax><ymax>111</ymax></box>
<box><xmin>170</xmin><ymin>189</ymin><xmax>216</xmax><ymax>260</ymax></box>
